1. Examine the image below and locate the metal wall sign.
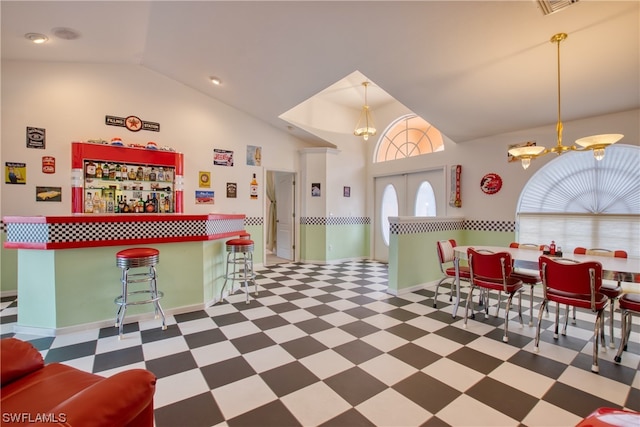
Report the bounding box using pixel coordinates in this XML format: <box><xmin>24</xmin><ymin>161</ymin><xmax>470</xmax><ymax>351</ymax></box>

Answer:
<box><xmin>105</xmin><ymin>115</ymin><xmax>160</xmax><ymax>132</ymax></box>
<box><xmin>26</xmin><ymin>126</ymin><xmax>45</xmax><ymax>149</ymax></box>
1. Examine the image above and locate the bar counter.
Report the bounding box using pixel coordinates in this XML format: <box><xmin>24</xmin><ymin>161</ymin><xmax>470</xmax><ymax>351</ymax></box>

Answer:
<box><xmin>3</xmin><ymin>214</ymin><xmax>246</xmax><ymax>334</ymax></box>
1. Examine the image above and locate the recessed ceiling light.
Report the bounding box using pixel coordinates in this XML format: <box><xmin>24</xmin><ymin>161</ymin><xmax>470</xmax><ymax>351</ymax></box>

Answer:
<box><xmin>209</xmin><ymin>76</ymin><xmax>222</xmax><ymax>86</ymax></box>
<box><xmin>25</xmin><ymin>33</ymin><xmax>48</xmax><ymax>44</ymax></box>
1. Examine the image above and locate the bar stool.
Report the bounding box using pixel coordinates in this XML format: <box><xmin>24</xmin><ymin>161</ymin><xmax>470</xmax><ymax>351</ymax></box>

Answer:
<box><xmin>220</xmin><ymin>238</ymin><xmax>257</xmax><ymax>304</ymax></box>
<box><xmin>115</xmin><ymin>248</ymin><xmax>166</xmax><ymax>339</ymax></box>
<box><xmin>238</xmin><ymin>231</ymin><xmax>251</xmax><ymax>239</ymax></box>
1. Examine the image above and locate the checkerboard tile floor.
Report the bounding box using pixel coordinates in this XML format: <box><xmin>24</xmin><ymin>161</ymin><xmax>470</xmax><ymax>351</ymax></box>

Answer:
<box><xmin>2</xmin><ymin>260</ymin><xmax>639</xmax><ymax>427</ymax></box>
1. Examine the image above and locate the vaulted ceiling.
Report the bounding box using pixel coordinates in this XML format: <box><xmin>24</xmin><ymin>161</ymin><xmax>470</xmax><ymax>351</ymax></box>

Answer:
<box><xmin>2</xmin><ymin>1</ymin><xmax>638</xmax><ymax>147</ymax></box>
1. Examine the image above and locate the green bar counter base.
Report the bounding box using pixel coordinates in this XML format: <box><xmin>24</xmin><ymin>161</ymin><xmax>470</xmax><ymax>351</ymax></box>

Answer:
<box><xmin>3</xmin><ymin>214</ymin><xmax>246</xmax><ymax>335</ymax></box>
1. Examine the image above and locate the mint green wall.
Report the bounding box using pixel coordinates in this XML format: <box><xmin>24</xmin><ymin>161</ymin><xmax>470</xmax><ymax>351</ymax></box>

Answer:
<box><xmin>300</xmin><ymin>224</ymin><xmax>326</xmax><ymax>262</ymax></box>
<box><xmin>1</xmin><ymin>233</ymin><xmax>18</xmax><ymax>294</ymax></box>
<box><xmin>388</xmin><ymin>230</ymin><xmax>465</xmax><ymax>293</ymax></box>
<box><xmin>326</xmin><ymin>224</ymin><xmax>369</xmax><ymax>261</ymax></box>
<box><xmin>18</xmin><ymin>250</ymin><xmax>57</xmax><ymax>327</ymax></box>
<box><xmin>16</xmin><ymin>241</ymin><xmax>229</xmax><ymax>329</ymax></box>
<box><xmin>245</xmin><ymin>224</ymin><xmax>264</xmax><ymax>265</ymax></box>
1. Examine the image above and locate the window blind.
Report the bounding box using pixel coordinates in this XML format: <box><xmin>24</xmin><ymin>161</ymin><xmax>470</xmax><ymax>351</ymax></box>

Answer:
<box><xmin>517</xmin><ymin>213</ymin><xmax>639</xmax><ymax>258</ymax></box>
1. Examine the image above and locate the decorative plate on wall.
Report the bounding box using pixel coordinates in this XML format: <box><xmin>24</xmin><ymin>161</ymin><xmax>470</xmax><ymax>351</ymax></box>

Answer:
<box><xmin>480</xmin><ymin>173</ymin><xmax>502</xmax><ymax>195</ymax></box>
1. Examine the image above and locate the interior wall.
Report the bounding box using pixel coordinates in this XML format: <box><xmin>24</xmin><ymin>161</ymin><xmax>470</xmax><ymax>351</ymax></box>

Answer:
<box><xmin>367</xmin><ymin>108</ymin><xmax>639</xmax><ymax>222</ymax></box>
<box><xmin>0</xmin><ymin>60</ymin><xmax>310</xmax><ymax>217</ymax></box>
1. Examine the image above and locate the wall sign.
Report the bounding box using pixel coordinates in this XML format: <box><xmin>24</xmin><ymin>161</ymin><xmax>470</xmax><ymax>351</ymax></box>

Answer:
<box><xmin>214</xmin><ymin>149</ymin><xmax>234</xmax><ymax>166</ymax></box>
<box><xmin>105</xmin><ymin>115</ymin><xmax>160</xmax><ymax>132</ymax></box>
<box><xmin>26</xmin><ymin>127</ymin><xmax>46</xmax><ymax>149</ymax></box>
<box><xmin>480</xmin><ymin>173</ymin><xmax>503</xmax><ymax>195</ymax></box>
<box><xmin>449</xmin><ymin>165</ymin><xmax>462</xmax><ymax>207</ymax></box>
<box><xmin>42</xmin><ymin>156</ymin><xmax>55</xmax><ymax>174</ymax></box>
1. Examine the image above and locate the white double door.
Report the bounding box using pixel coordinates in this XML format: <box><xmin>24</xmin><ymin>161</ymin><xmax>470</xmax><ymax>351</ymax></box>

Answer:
<box><xmin>373</xmin><ymin>169</ymin><xmax>445</xmax><ymax>262</ymax></box>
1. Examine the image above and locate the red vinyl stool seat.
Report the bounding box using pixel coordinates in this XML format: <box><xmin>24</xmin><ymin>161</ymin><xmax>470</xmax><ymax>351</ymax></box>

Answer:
<box><xmin>220</xmin><ymin>239</ymin><xmax>257</xmax><ymax>304</ymax></box>
<box><xmin>115</xmin><ymin>248</ymin><xmax>166</xmax><ymax>339</ymax></box>
<box><xmin>614</xmin><ymin>293</ymin><xmax>640</xmax><ymax>364</ymax></box>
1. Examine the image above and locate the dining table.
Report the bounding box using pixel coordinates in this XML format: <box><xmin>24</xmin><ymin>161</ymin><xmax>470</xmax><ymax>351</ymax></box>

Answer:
<box><xmin>451</xmin><ymin>245</ymin><xmax>640</xmax><ymax>319</ymax></box>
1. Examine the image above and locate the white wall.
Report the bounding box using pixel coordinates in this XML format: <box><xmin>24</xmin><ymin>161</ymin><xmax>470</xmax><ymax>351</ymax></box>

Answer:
<box><xmin>367</xmin><ymin>108</ymin><xmax>639</xmax><ymax>221</ymax></box>
<box><xmin>1</xmin><ymin>60</ymin><xmax>310</xmax><ymax>217</ymax></box>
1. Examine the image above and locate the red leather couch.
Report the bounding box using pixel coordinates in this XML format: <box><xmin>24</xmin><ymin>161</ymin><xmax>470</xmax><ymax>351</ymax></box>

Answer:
<box><xmin>1</xmin><ymin>338</ymin><xmax>156</xmax><ymax>426</ymax></box>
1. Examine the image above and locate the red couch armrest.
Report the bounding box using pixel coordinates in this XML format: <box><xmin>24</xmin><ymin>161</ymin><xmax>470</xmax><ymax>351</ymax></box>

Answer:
<box><xmin>1</xmin><ymin>338</ymin><xmax>45</xmax><ymax>386</ymax></box>
<box><xmin>38</xmin><ymin>369</ymin><xmax>157</xmax><ymax>427</ymax></box>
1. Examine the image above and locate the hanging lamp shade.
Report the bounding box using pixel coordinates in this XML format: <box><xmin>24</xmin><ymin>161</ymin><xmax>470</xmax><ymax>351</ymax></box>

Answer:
<box><xmin>508</xmin><ymin>33</ymin><xmax>623</xmax><ymax>169</ymax></box>
<box><xmin>354</xmin><ymin>81</ymin><xmax>377</xmax><ymax>141</ymax></box>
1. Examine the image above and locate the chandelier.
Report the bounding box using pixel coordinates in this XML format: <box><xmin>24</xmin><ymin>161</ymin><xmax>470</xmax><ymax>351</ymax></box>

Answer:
<box><xmin>508</xmin><ymin>33</ymin><xmax>623</xmax><ymax>169</ymax></box>
<box><xmin>354</xmin><ymin>81</ymin><xmax>377</xmax><ymax>141</ymax></box>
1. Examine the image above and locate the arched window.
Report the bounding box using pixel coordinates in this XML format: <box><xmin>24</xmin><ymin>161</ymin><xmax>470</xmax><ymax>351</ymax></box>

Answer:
<box><xmin>374</xmin><ymin>115</ymin><xmax>444</xmax><ymax>163</ymax></box>
<box><xmin>516</xmin><ymin>144</ymin><xmax>640</xmax><ymax>258</ymax></box>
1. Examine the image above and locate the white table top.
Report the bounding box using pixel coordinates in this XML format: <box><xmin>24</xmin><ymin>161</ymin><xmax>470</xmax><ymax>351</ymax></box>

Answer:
<box><xmin>454</xmin><ymin>245</ymin><xmax>640</xmax><ymax>283</ymax></box>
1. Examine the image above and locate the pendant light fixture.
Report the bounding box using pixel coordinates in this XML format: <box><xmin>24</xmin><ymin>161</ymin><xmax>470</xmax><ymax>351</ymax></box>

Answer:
<box><xmin>354</xmin><ymin>81</ymin><xmax>377</xmax><ymax>141</ymax></box>
<box><xmin>508</xmin><ymin>33</ymin><xmax>623</xmax><ymax>169</ymax></box>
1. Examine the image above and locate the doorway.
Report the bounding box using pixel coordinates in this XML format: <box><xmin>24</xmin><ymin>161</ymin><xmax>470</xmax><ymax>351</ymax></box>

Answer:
<box><xmin>265</xmin><ymin>170</ymin><xmax>296</xmax><ymax>265</ymax></box>
<box><xmin>373</xmin><ymin>168</ymin><xmax>445</xmax><ymax>262</ymax></box>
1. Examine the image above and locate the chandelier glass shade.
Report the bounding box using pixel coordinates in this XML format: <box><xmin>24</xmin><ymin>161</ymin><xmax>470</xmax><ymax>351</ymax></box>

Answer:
<box><xmin>508</xmin><ymin>33</ymin><xmax>623</xmax><ymax>169</ymax></box>
<box><xmin>354</xmin><ymin>81</ymin><xmax>377</xmax><ymax>141</ymax></box>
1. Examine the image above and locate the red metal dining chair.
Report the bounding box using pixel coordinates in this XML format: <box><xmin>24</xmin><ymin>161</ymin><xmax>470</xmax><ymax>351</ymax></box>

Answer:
<box><xmin>434</xmin><ymin>239</ymin><xmax>471</xmax><ymax>308</ymax></box>
<box><xmin>464</xmin><ymin>248</ymin><xmax>523</xmax><ymax>343</ymax></box>
<box><xmin>613</xmin><ymin>292</ymin><xmax>640</xmax><ymax>364</ymax></box>
<box><xmin>509</xmin><ymin>242</ymin><xmax>546</xmax><ymax>326</ymax></box>
<box><xmin>574</xmin><ymin>247</ymin><xmax>627</xmax><ymax>349</ymax></box>
<box><xmin>535</xmin><ymin>256</ymin><xmax>607</xmax><ymax>373</ymax></box>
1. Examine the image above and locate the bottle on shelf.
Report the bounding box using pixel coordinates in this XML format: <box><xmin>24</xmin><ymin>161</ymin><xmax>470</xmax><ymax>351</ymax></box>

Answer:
<box><xmin>549</xmin><ymin>240</ymin><xmax>556</xmax><ymax>256</ymax></box>
<box><xmin>85</xmin><ymin>161</ymin><xmax>96</xmax><ymax>179</ymax></box>
<box><xmin>109</xmin><ymin>163</ymin><xmax>117</xmax><ymax>180</ymax></box>
<box><xmin>120</xmin><ymin>164</ymin><xmax>128</xmax><ymax>180</ymax></box>
<box><xmin>157</xmin><ymin>167</ymin><xmax>165</xmax><ymax>181</ymax></box>
<box><xmin>85</xmin><ymin>192</ymin><xmax>94</xmax><ymax>213</ymax></box>
<box><xmin>250</xmin><ymin>173</ymin><xmax>258</xmax><ymax>199</ymax></box>
<box><xmin>136</xmin><ymin>166</ymin><xmax>144</xmax><ymax>181</ymax></box>
<box><xmin>128</xmin><ymin>167</ymin><xmax>137</xmax><ymax>180</ymax></box>
<box><xmin>95</xmin><ymin>163</ymin><xmax>103</xmax><ymax>179</ymax></box>
<box><xmin>122</xmin><ymin>196</ymin><xmax>130</xmax><ymax>213</ymax></box>
<box><xmin>92</xmin><ymin>192</ymin><xmax>102</xmax><ymax>214</ymax></box>
<box><xmin>149</xmin><ymin>167</ymin><xmax>157</xmax><ymax>181</ymax></box>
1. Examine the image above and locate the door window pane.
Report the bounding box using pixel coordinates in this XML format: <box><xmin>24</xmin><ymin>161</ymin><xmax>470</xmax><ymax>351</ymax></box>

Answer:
<box><xmin>381</xmin><ymin>184</ymin><xmax>398</xmax><ymax>246</ymax></box>
<box><xmin>414</xmin><ymin>181</ymin><xmax>436</xmax><ymax>217</ymax></box>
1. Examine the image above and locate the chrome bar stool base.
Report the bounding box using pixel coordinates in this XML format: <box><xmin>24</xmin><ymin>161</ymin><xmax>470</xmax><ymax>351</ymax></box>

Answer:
<box><xmin>220</xmin><ymin>238</ymin><xmax>257</xmax><ymax>304</ymax></box>
<box><xmin>115</xmin><ymin>248</ymin><xmax>167</xmax><ymax>339</ymax></box>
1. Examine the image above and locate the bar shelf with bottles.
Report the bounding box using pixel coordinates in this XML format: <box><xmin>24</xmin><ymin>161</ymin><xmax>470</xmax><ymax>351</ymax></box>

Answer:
<box><xmin>71</xmin><ymin>141</ymin><xmax>184</xmax><ymax>214</ymax></box>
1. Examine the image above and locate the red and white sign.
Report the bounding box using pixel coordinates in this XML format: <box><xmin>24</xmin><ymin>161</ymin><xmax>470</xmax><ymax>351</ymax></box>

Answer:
<box><xmin>480</xmin><ymin>173</ymin><xmax>502</xmax><ymax>195</ymax></box>
<box><xmin>42</xmin><ymin>156</ymin><xmax>55</xmax><ymax>174</ymax></box>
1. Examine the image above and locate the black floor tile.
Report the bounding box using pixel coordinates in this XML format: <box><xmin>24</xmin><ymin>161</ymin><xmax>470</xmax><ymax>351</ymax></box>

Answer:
<box><xmin>333</xmin><ymin>340</ymin><xmax>383</xmax><ymax>364</ymax></box>
<box><xmin>145</xmin><ymin>350</ymin><xmax>198</xmax><ymax>379</ymax></box>
<box><xmin>388</xmin><ymin>342</ymin><xmax>440</xmax><ymax>369</ymax></box>
<box><xmin>260</xmin><ymin>361</ymin><xmax>319</xmax><ymax>397</ymax></box>
<box><xmin>200</xmin><ymin>356</ymin><xmax>256</xmax><ymax>389</ymax></box>
<box><xmin>93</xmin><ymin>345</ymin><xmax>144</xmax><ymax>373</ymax></box>
<box><xmin>154</xmin><ymin>392</ymin><xmax>225</xmax><ymax>427</ymax></box>
<box><xmin>393</xmin><ymin>372</ymin><xmax>461</xmax><ymax>413</ymax></box>
<box><xmin>466</xmin><ymin>377</ymin><xmax>539</xmax><ymax>421</ymax></box>
<box><xmin>45</xmin><ymin>340</ymin><xmax>97</xmax><ymax>363</ymax></box>
<box><xmin>324</xmin><ymin>366</ymin><xmax>386</xmax><ymax>406</ymax></box>
<box><xmin>228</xmin><ymin>400</ymin><xmax>302</xmax><ymax>427</ymax></box>
<box><xmin>447</xmin><ymin>346</ymin><xmax>503</xmax><ymax>375</ymax></box>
